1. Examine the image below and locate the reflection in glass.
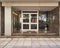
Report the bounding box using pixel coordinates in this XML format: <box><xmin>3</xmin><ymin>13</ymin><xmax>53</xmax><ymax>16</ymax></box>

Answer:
<box><xmin>31</xmin><ymin>24</ymin><xmax>37</xmax><ymax>29</ymax></box>
<box><xmin>23</xmin><ymin>24</ymin><xmax>29</xmax><ymax>29</ymax></box>
<box><xmin>31</xmin><ymin>14</ymin><xmax>37</xmax><ymax>23</ymax></box>
<box><xmin>23</xmin><ymin>14</ymin><xmax>29</xmax><ymax>22</ymax></box>
<box><xmin>39</xmin><ymin>14</ymin><xmax>48</xmax><ymax>31</ymax></box>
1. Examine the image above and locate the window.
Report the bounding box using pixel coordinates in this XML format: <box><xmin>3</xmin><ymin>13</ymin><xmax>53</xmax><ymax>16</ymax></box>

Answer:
<box><xmin>31</xmin><ymin>14</ymin><xmax>37</xmax><ymax>23</ymax></box>
<box><xmin>31</xmin><ymin>24</ymin><xmax>37</xmax><ymax>29</ymax></box>
<box><xmin>23</xmin><ymin>14</ymin><xmax>29</xmax><ymax>23</ymax></box>
<box><xmin>23</xmin><ymin>24</ymin><xmax>29</xmax><ymax>29</ymax></box>
<box><xmin>22</xmin><ymin>11</ymin><xmax>38</xmax><ymax>32</ymax></box>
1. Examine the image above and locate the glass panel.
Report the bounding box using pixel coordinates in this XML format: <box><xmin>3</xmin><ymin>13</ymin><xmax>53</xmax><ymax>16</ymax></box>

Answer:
<box><xmin>23</xmin><ymin>14</ymin><xmax>29</xmax><ymax>23</ymax></box>
<box><xmin>31</xmin><ymin>14</ymin><xmax>37</xmax><ymax>23</ymax></box>
<box><xmin>23</xmin><ymin>24</ymin><xmax>29</xmax><ymax>29</ymax></box>
<box><xmin>39</xmin><ymin>14</ymin><xmax>48</xmax><ymax>31</ymax></box>
<box><xmin>31</xmin><ymin>24</ymin><xmax>37</xmax><ymax>29</ymax></box>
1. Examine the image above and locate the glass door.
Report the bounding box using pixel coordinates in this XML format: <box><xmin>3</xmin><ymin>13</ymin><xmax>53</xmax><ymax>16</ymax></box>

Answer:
<box><xmin>30</xmin><ymin>14</ymin><xmax>38</xmax><ymax>31</ymax></box>
<box><xmin>22</xmin><ymin>14</ymin><xmax>29</xmax><ymax>31</ymax></box>
<box><xmin>21</xmin><ymin>11</ymin><xmax>38</xmax><ymax>33</ymax></box>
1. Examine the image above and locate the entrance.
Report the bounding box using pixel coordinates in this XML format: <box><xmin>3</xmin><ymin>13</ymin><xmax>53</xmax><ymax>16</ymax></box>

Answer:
<box><xmin>12</xmin><ymin>9</ymin><xmax>59</xmax><ymax>36</ymax></box>
<box><xmin>21</xmin><ymin>11</ymin><xmax>49</xmax><ymax>35</ymax></box>
<box><xmin>21</xmin><ymin>11</ymin><xmax>38</xmax><ymax>34</ymax></box>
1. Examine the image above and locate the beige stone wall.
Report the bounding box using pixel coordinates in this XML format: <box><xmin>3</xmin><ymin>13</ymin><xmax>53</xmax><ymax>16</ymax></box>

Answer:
<box><xmin>5</xmin><ymin>6</ymin><xmax>12</xmax><ymax>36</ymax></box>
<box><xmin>2</xmin><ymin>2</ymin><xmax>58</xmax><ymax>6</ymax></box>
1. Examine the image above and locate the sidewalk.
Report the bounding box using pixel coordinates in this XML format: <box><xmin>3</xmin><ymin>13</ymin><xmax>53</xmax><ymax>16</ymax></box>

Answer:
<box><xmin>0</xmin><ymin>38</ymin><xmax>60</xmax><ymax>48</ymax></box>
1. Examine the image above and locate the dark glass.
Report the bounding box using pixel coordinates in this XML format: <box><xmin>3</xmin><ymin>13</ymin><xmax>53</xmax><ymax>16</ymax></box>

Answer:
<box><xmin>23</xmin><ymin>19</ymin><xmax>29</xmax><ymax>22</ymax></box>
<box><xmin>23</xmin><ymin>14</ymin><xmax>29</xmax><ymax>22</ymax></box>
<box><xmin>31</xmin><ymin>14</ymin><xmax>37</xmax><ymax>23</ymax></box>
<box><xmin>31</xmin><ymin>24</ymin><xmax>37</xmax><ymax>29</ymax></box>
<box><xmin>23</xmin><ymin>24</ymin><xmax>29</xmax><ymax>29</ymax></box>
<box><xmin>39</xmin><ymin>13</ymin><xmax>48</xmax><ymax>31</ymax></box>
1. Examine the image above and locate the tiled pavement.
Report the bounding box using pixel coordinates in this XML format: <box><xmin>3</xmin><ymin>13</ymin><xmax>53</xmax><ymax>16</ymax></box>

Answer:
<box><xmin>0</xmin><ymin>38</ymin><xmax>60</xmax><ymax>48</ymax></box>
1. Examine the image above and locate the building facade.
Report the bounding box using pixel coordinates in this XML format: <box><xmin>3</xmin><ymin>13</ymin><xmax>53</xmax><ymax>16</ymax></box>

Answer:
<box><xmin>0</xmin><ymin>0</ymin><xmax>60</xmax><ymax>37</ymax></box>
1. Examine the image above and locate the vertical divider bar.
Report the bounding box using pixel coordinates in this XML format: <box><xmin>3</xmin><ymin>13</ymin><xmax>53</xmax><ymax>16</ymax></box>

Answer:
<box><xmin>21</xmin><ymin>11</ymin><xmax>23</xmax><ymax>34</ymax></box>
<box><xmin>29</xmin><ymin>13</ymin><xmax>31</xmax><ymax>31</ymax></box>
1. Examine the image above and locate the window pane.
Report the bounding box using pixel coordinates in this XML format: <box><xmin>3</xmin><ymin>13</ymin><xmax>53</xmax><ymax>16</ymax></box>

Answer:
<box><xmin>39</xmin><ymin>13</ymin><xmax>48</xmax><ymax>31</ymax></box>
<box><xmin>23</xmin><ymin>14</ymin><xmax>29</xmax><ymax>22</ymax></box>
<box><xmin>23</xmin><ymin>24</ymin><xmax>29</xmax><ymax>29</ymax></box>
<box><xmin>31</xmin><ymin>14</ymin><xmax>37</xmax><ymax>23</ymax></box>
<box><xmin>31</xmin><ymin>24</ymin><xmax>37</xmax><ymax>29</ymax></box>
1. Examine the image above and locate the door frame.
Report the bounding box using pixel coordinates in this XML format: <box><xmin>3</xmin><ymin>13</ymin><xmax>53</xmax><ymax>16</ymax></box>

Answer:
<box><xmin>21</xmin><ymin>10</ymin><xmax>39</xmax><ymax>34</ymax></box>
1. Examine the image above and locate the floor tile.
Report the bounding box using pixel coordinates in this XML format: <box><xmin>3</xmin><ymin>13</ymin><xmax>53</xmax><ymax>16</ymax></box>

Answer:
<box><xmin>31</xmin><ymin>38</ymin><xmax>38</xmax><ymax>40</ymax></box>
<box><xmin>24</xmin><ymin>41</ymin><xmax>31</xmax><ymax>46</ymax></box>
<box><xmin>0</xmin><ymin>38</ymin><xmax>60</xmax><ymax>48</ymax></box>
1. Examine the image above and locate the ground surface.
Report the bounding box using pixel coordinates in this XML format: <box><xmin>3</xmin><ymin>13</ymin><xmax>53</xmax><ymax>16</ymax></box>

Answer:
<box><xmin>0</xmin><ymin>38</ymin><xmax>60</xmax><ymax>48</ymax></box>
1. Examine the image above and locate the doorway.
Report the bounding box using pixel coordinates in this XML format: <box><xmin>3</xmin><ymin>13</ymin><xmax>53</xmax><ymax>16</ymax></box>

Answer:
<box><xmin>12</xmin><ymin>9</ymin><xmax>59</xmax><ymax>36</ymax></box>
<box><xmin>21</xmin><ymin>11</ymin><xmax>38</xmax><ymax>34</ymax></box>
